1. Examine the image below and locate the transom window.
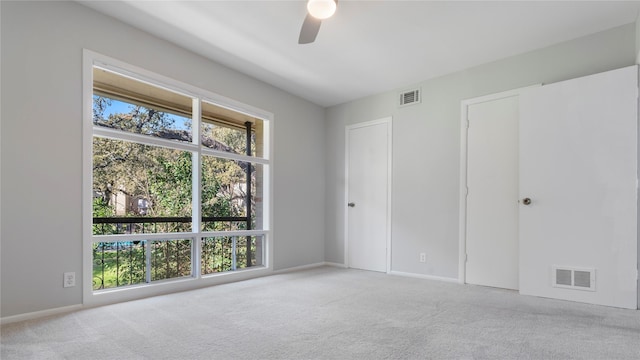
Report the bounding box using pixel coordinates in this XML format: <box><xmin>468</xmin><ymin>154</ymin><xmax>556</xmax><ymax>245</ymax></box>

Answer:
<box><xmin>86</xmin><ymin>57</ymin><xmax>270</xmax><ymax>294</ymax></box>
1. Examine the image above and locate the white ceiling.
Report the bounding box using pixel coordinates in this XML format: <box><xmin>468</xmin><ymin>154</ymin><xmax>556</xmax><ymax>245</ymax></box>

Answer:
<box><xmin>80</xmin><ymin>1</ymin><xmax>640</xmax><ymax>107</ymax></box>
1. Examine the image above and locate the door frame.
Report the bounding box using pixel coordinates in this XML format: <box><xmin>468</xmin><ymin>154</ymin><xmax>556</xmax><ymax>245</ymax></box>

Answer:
<box><xmin>458</xmin><ymin>85</ymin><xmax>540</xmax><ymax>284</ymax></box>
<box><xmin>344</xmin><ymin>117</ymin><xmax>393</xmax><ymax>273</ymax></box>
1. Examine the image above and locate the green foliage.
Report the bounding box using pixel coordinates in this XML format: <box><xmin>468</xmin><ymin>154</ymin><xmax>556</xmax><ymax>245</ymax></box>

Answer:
<box><xmin>92</xmin><ymin>197</ymin><xmax>116</xmax><ymax>235</ymax></box>
<box><xmin>148</xmin><ymin>150</ymin><xmax>193</xmax><ymax>217</ymax></box>
<box><xmin>93</xmin><ymin>197</ymin><xmax>113</xmax><ymax>217</ymax></box>
<box><xmin>150</xmin><ymin>240</ymin><xmax>192</xmax><ymax>281</ymax></box>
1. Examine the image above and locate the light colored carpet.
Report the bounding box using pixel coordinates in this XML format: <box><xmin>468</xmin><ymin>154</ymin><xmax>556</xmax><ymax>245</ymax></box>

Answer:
<box><xmin>2</xmin><ymin>266</ymin><xmax>640</xmax><ymax>359</ymax></box>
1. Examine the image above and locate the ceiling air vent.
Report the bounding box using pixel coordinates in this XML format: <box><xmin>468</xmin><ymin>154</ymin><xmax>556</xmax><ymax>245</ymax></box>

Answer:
<box><xmin>399</xmin><ymin>88</ymin><xmax>421</xmax><ymax>107</ymax></box>
<box><xmin>552</xmin><ymin>266</ymin><xmax>596</xmax><ymax>291</ymax></box>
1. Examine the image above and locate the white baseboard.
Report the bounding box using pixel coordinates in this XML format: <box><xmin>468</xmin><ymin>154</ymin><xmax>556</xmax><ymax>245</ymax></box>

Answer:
<box><xmin>273</xmin><ymin>261</ymin><xmax>349</xmax><ymax>274</ymax></box>
<box><xmin>273</xmin><ymin>262</ymin><xmax>327</xmax><ymax>274</ymax></box>
<box><xmin>324</xmin><ymin>261</ymin><xmax>347</xmax><ymax>268</ymax></box>
<box><xmin>1</xmin><ymin>304</ymin><xmax>83</xmax><ymax>325</ymax></box>
<box><xmin>389</xmin><ymin>270</ymin><xmax>460</xmax><ymax>284</ymax></box>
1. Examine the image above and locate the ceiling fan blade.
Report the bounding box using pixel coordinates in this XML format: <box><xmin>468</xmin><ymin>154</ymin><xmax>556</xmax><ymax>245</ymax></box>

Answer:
<box><xmin>298</xmin><ymin>13</ymin><xmax>322</xmax><ymax>44</ymax></box>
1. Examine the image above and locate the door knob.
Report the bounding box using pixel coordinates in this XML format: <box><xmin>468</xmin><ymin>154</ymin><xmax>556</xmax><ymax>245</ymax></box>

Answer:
<box><xmin>522</xmin><ymin>198</ymin><xmax>532</xmax><ymax>205</ymax></box>
<box><xmin>348</xmin><ymin>202</ymin><xmax>356</xmax><ymax>208</ymax></box>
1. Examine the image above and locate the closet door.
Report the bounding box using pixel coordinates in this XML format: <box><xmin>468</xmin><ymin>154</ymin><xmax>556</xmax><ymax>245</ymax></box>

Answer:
<box><xmin>465</xmin><ymin>94</ymin><xmax>520</xmax><ymax>290</ymax></box>
<box><xmin>519</xmin><ymin>65</ymin><xmax>638</xmax><ymax>309</ymax></box>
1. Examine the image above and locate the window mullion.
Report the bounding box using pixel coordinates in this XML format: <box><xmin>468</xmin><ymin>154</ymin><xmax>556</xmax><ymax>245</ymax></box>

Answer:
<box><xmin>201</xmin><ymin>147</ymin><xmax>269</xmax><ymax>165</ymax></box>
<box><xmin>192</xmin><ymin>98</ymin><xmax>202</xmax><ymax>278</ymax></box>
<box><xmin>145</xmin><ymin>240</ymin><xmax>152</xmax><ymax>284</ymax></box>
<box><xmin>93</xmin><ymin>126</ymin><xmax>198</xmax><ymax>153</ymax></box>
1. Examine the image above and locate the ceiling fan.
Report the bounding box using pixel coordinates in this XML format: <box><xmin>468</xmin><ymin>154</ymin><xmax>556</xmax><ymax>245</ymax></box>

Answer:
<box><xmin>298</xmin><ymin>0</ymin><xmax>338</xmax><ymax>44</ymax></box>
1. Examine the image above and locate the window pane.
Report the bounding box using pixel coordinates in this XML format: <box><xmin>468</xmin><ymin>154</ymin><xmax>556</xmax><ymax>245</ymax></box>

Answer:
<box><xmin>93</xmin><ymin>239</ymin><xmax>193</xmax><ymax>291</ymax></box>
<box><xmin>201</xmin><ymin>101</ymin><xmax>264</xmax><ymax>158</ymax></box>
<box><xmin>92</xmin><ymin>137</ymin><xmax>192</xmax><ymax>234</ymax></box>
<box><xmin>93</xmin><ymin>68</ymin><xmax>193</xmax><ymax>142</ymax></box>
<box><xmin>150</xmin><ymin>239</ymin><xmax>192</xmax><ymax>281</ymax></box>
<box><xmin>93</xmin><ymin>241</ymin><xmax>146</xmax><ymax>290</ymax></box>
<box><xmin>236</xmin><ymin>236</ymin><xmax>264</xmax><ymax>268</ymax></box>
<box><xmin>201</xmin><ymin>235</ymin><xmax>264</xmax><ymax>275</ymax></box>
<box><xmin>201</xmin><ymin>156</ymin><xmax>263</xmax><ymax>231</ymax></box>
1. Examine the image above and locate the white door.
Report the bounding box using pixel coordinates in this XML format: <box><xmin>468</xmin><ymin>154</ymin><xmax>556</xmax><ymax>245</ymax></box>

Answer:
<box><xmin>346</xmin><ymin>118</ymin><xmax>391</xmax><ymax>272</ymax></box>
<box><xmin>464</xmin><ymin>94</ymin><xmax>520</xmax><ymax>290</ymax></box>
<box><xmin>519</xmin><ymin>66</ymin><xmax>638</xmax><ymax>309</ymax></box>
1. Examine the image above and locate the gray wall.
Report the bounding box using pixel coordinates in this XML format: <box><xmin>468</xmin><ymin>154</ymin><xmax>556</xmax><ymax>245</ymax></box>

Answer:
<box><xmin>636</xmin><ymin>14</ymin><xmax>640</xmax><ymax>64</ymax></box>
<box><xmin>0</xmin><ymin>1</ymin><xmax>325</xmax><ymax>317</ymax></box>
<box><xmin>636</xmin><ymin>14</ymin><xmax>640</xmax><ymax>309</ymax></box>
<box><xmin>325</xmin><ymin>24</ymin><xmax>637</xmax><ymax>278</ymax></box>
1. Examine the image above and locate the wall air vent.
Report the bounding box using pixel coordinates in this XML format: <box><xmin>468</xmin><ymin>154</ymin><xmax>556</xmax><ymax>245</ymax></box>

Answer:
<box><xmin>399</xmin><ymin>88</ymin><xmax>421</xmax><ymax>107</ymax></box>
<box><xmin>552</xmin><ymin>266</ymin><xmax>596</xmax><ymax>291</ymax></box>
<box><xmin>555</xmin><ymin>269</ymin><xmax>572</xmax><ymax>286</ymax></box>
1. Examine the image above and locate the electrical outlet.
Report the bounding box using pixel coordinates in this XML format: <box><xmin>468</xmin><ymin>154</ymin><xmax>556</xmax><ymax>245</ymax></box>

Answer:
<box><xmin>63</xmin><ymin>272</ymin><xmax>76</xmax><ymax>288</ymax></box>
<box><xmin>419</xmin><ymin>253</ymin><xmax>426</xmax><ymax>263</ymax></box>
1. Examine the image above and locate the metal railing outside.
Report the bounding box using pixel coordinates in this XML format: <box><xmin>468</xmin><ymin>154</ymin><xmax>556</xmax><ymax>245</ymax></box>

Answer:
<box><xmin>92</xmin><ymin>216</ymin><xmax>261</xmax><ymax>291</ymax></box>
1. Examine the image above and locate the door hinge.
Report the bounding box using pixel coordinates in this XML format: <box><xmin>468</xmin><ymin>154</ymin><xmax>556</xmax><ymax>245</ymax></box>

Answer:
<box><xmin>465</xmin><ymin>253</ymin><xmax>468</xmax><ymax>262</ymax></box>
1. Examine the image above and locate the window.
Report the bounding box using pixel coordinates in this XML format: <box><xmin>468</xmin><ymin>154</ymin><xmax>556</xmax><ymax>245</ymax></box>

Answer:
<box><xmin>84</xmin><ymin>52</ymin><xmax>271</xmax><ymax>299</ymax></box>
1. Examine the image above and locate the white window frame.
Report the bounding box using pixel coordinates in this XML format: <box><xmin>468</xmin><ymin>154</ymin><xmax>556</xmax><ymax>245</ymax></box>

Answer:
<box><xmin>82</xmin><ymin>50</ymin><xmax>273</xmax><ymax>306</ymax></box>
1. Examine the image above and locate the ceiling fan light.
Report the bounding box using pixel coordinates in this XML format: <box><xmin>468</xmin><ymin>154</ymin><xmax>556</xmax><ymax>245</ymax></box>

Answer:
<box><xmin>307</xmin><ymin>0</ymin><xmax>336</xmax><ymax>20</ymax></box>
